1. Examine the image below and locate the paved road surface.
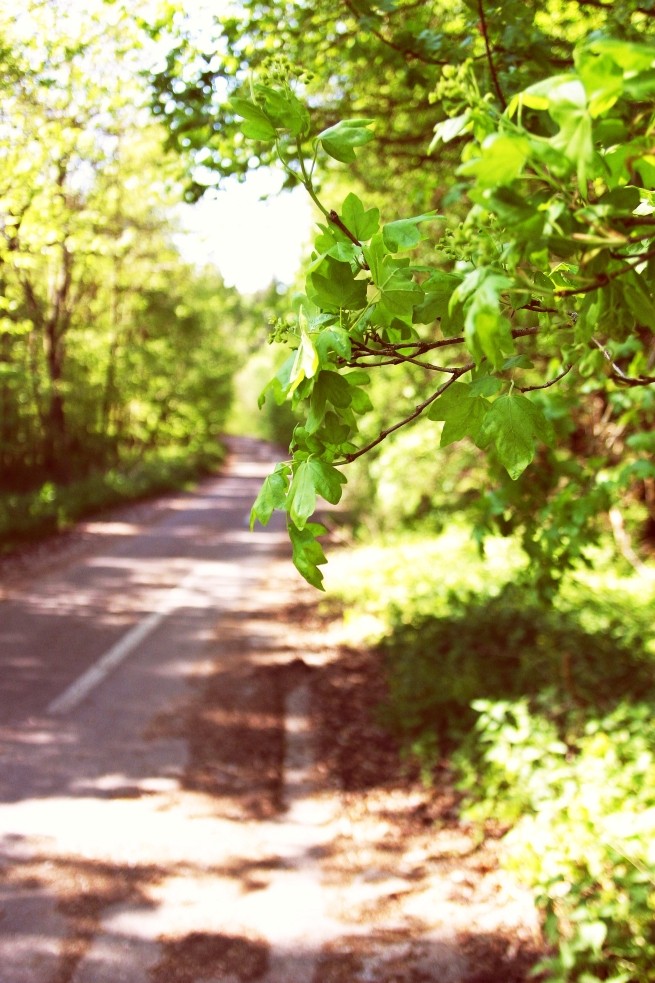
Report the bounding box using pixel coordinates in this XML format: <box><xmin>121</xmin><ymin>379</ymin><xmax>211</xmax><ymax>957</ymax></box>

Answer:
<box><xmin>0</xmin><ymin>437</ymin><xmax>286</xmax><ymax>730</ymax></box>
<box><xmin>0</xmin><ymin>437</ymin><xmax>529</xmax><ymax>983</ymax></box>
<box><xmin>0</xmin><ymin>437</ymin><xmax>341</xmax><ymax>982</ymax></box>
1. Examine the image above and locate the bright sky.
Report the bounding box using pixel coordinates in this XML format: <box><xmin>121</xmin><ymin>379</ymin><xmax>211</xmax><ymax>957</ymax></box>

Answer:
<box><xmin>177</xmin><ymin>170</ymin><xmax>316</xmax><ymax>295</ymax></box>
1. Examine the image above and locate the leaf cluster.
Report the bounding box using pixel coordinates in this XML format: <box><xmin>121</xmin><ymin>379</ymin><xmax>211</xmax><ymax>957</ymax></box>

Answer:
<box><xmin>237</xmin><ymin>28</ymin><xmax>655</xmax><ymax>585</ymax></box>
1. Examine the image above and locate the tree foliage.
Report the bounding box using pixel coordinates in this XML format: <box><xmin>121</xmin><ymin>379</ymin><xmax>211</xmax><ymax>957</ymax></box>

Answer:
<box><xmin>168</xmin><ymin>2</ymin><xmax>655</xmax><ymax>590</ymax></box>
<box><xmin>0</xmin><ymin>1</ymin><xmax>239</xmax><ymax>493</ymax></box>
<box><xmin>151</xmin><ymin>0</ymin><xmax>653</xmax><ymax>202</ymax></box>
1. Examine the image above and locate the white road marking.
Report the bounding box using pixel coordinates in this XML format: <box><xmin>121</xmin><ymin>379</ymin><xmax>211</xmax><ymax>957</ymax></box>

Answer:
<box><xmin>47</xmin><ymin>569</ymin><xmax>200</xmax><ymax>716</ymax></box>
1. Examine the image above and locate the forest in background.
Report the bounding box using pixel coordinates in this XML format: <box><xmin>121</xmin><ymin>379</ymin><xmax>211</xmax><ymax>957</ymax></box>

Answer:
<box><xmin>0</xmin><ymin>1</ymin><xmax>285</xmax><ymax>545</ymax></box>
<box><xmin>3</xmin><ymin>2</ymin><xmax>655</xmax><ymax>980</ymax></box>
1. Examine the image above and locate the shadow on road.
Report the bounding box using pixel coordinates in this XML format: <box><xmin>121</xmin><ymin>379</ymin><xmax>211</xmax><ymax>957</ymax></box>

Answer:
<box><xmin>0</xmin><ymin>438</ymin><xmax>542</xmax><ymax>982</ymax></box>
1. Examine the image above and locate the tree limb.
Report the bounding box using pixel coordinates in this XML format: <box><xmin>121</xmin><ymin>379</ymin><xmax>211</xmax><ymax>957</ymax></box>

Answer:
<box><xmin>338</xmin><ymin>364</ymin><xmax>473</xmax><ymax>464</ymax></box>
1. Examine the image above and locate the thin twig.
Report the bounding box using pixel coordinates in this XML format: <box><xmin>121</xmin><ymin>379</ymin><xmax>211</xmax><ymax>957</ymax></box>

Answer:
<box><xmin>348</xmin><ymin>353</ymin><xmax>463</xmax><ymax>372</ymax></box>
<box><xmin>519</xmin><ymin>365</ymin><xmax>573</xmax><ymax>392</ymax></box>
<box><xmin>337</xmin><ymin>364</ymin><xmax>474</xmax><ymax>464</ymax></box>
<box><xmin>354</xmin><ymin>324</ymin><xmax>541</xmax><ymax>359</ymax></box>
<box><xmin>592</xmin><ymin>339</ymin><xmax>655</xmax><ymax>387</ymax></box>
<box><xmin>477</xmin><ymin>0</ymin><xmax>507</xmax><ymax>110</ymax></box>
<box><xmin>328</xmin><ymin>210</ymin><xmax>361</xmax><ymax>247</ymax></box>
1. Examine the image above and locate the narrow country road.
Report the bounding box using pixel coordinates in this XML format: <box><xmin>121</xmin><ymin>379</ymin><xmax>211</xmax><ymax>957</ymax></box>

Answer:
<box><xmin>0</xmin><ymin>437</ymin><xmax>539</xmax><ymax>983</ymax></box>
<box><xmin>0</xmin><ymin>437</ymin><xmax>287</xmax><ymax>728</ymax></box>
<box><xmin>0</xmin><ymin>436</ymin><xmax>321</xmax><ymax>983</ymax></box>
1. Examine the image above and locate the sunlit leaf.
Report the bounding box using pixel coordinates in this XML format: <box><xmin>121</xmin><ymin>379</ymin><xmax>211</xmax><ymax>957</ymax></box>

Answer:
<box><xmin>250</xmin><ymin>465</ymin><xmax>290</xmax><ymax>529</ymax></box>
<box><xmin>288</xmin><ymin>327</ymin><xmax>319</xmax><ymax>395</ymax></box>
<box><xmin>317</xmin><ymin>118</ymin><xmax>375</xmax><ymax>163</ymax></box>
<box><xmin>228</xmin><ymin>97</ymin><xmax>277</xmax><ymax>141</ymax></box>
<box><xmin>481</xmin><ymin>393</ymin><xmax>554</xmax><ymax>479</ymax></box>
<box><xmin>288</xmin><ymin>520</ymin><xmax>328</xmax><ymax>590</ymax></box>
<box><xmin>458</xmin><ymin>134</ymin><xmax>531</xmax><ymax>187</ymax></box>
<box><xmin>383</xmin><ymin>213</ymin><xmax>436</xmax><ymax>252</ymax></box>
<box><xmin>341</xmin><ymin>192</ymin><xmax>380</xmax><ymax>240</ymax></box>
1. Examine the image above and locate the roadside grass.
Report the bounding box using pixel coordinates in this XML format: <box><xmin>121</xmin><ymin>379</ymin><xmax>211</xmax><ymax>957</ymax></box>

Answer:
<box><xmin>323</xmin><ymin>527</ymin><xmax>655</xmax><ymax>983</ymax></box>
<box><xmin>0</xmin><ymin>443</ymin><xmax>226</xmax><ymax>554</ymax></box>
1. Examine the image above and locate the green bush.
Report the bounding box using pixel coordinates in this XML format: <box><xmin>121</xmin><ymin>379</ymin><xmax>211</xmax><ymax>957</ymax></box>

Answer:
<box><xmin>456</xmin><ymin>700</ymin><xmax>655</xmax><ymax>982</ymax></box>
<box><xmin>328</xmin><ymin>528</ymin><xmax>655</xmax><ymax>981</ymax></box>
<box><xmin>379</xmin><ymin>584</ymin><xmax>655</xmax><ymax>762</ymax></box>
<box><xmin>0</xmin><ymin>443</ymin><xmax>225</xmax><ymax>552</ymax></box>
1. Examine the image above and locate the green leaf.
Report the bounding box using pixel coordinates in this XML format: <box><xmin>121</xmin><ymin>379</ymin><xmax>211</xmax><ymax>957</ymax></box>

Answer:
<box><xmin>287</xmin><ymin>460</ymin><xmax>317</xmax><ymax>529</ymax></box>
<box><xmin>508</xmin><ymin>74</ymin><xmax>594</xmax><ymax>188</ymax></box>
<box><xmin>365</xmin><ymin>242</ymin><xmax>423</xmax><ymax>318</ymax></box>
<box><xmin>316</xmin><ymin>327</ymin><xmax>352</xmax><ymax>361</ymax></box>
<box><xmin>621</xmin><ymin>271</ymin><xmax>655</xmax><ymax>330</ymax></box>
<box><xmin>575</xmin><ymin>50</ymin><xmax>624</xmax><ymax>117</ymax></box>
<box><xmin>308</xmin><ymin>257</ymin><xmax>369</xmax><ymax>311</ymax></box>
<box><xmin>319</xmin><ymin>412</ymin><xmax>352</xmax><ymax>445</ymax></box>
<box><xmin>300</xmin><ymin>370</ymin><xmax>357</xmax><ymax>436</ymax></box>
<box><xmin>250</xmin><ymin>465</ymin><xmax>290</xmax><ymax>529</ymax></box>
<box><xmin>378</xmin><ymin>262</ymin><xmax>424</xmax><ymax>317</ymax></box>
<box><xmin>318</xmin><ymin>369</ymin><xmax>353</xmax><ymax>408</ymax></box>
<box><xmin>550</xmin><ymin>107</ymin><xmax>593</xmax><ymax>189</ymax></box>
<box><xmin>307</xmin><ymin>458</ymin><xmax>346</xmax><ymax>504</ymax></box>
<box><xmin>584</xmin><ymin>37</ymin><xmax>655</xmax><ymax>73</ymax></box>
<box><xmin>414</xmin><ymin>270</ymin><xmax>464</xmax><ymax>326</ymax></box>
<box><xmin>288</xmin><ymin>520</ymin><xmax>328</xmax><ymax>590</ymax></box>
<box><xmin>382</xmin><ymin>213</ymin><xmax>436</xmax><ymax>252</ymax></box>
<box><xmin>258</xmin><ymin>353</ymin><xmax>295</xmax><ymax>407</ymax></box>
<box><xmin>429</xmin><ymin>111</ymin><xmax>472</xmax><ymax>152</ymax></box>
<box><xmin>349</xmin><ymin>386</ymin><xmax>373</xmax><ymax>413</ymax></box>
<box><xmin>253</xmin><ymin>84</ymin><xmax>310</xmax><ymax>136</ymax></box>
<box><xmin>458</xmin><ymin>134</ymin><xmax>531</xmax><ymax>187</ymax></box>
<box><xmin>228</xmin><ymin>97</ymin><xmax>278</xmax><ymax>141</ymax></box>
<box><xmin>317</xmin><ymin>118</ymin><xmax>375</xmax><ymax>163</ymax></box>
<box><xmin>501</xmin><ymin>354</ymin><xmax>534</xmax><ymax>370</ymax></box>
<box><xmin>288</xmin><ymin>326</ymin><xmax>319</xmax><ymax>395</ymax></box>
<box><xmin>362</xmin><ymin>232</ymin><xmax>387</xmax><ymax>282</ymax></box>
<box><xmin>481</xmin><ymin>393</ymin><xmax>554</xmax><ymax>479</ymax></box>
<box><xmin>453</xmin><ymin>269</ymin><xmax>514</xmax><ymax>369</ymax></box>
<box><xmin>426</xmin><ymin>382</ymin><xmax>489</xmax><ymax>446</ymax></box>
<box><xmin>315</xmin><ymin>223</ymin><xmax>359</xmax><ymax>263</ymax></box>
<box><xmin>341</xmin><ymin>193</ymin><xmax>380</xmax><ymax>241</ymax></box>
<box><xmin>468</xmin><ymin>373</ymin><xmax>502</xmax><ymax>397</ymax></box>
<box><xmin>508</xmin><ymin>72</ymin><xmax>574</xmax><ymax>115</ymax></box>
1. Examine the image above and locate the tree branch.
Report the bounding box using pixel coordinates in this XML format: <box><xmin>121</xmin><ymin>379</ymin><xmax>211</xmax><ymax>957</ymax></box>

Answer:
<box><xmin>328</xmin><ymin>210</ymin><xmax>361</xmax><ymax>246</ymax></box>
<box><xmin>519</xmin><ymin>365</ymin><xmax>573</xmax><ymax>392</ymax></box>
<box><xmin>556</xmin><ymin>246</ymin><xmax>655</xmax><ymax>298</ymax></box>
<box><xmin>358</xmin><ymin>325</ymin><xmax>541</xmax><ymax>358</ymax></box>
<box><xmin>477</xmin><ymin>0</ymin><xmax>507</xmax><ymax>110</ymax></box>
<box><xmin>592</xmin><ymin>338</ymin><xmax>655</xmax><ymax>387</ymax></box>
<box><xmin>338</xmin><ymin>364</ymin><xmax>473</xmax><ymax>464</ymax></box>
